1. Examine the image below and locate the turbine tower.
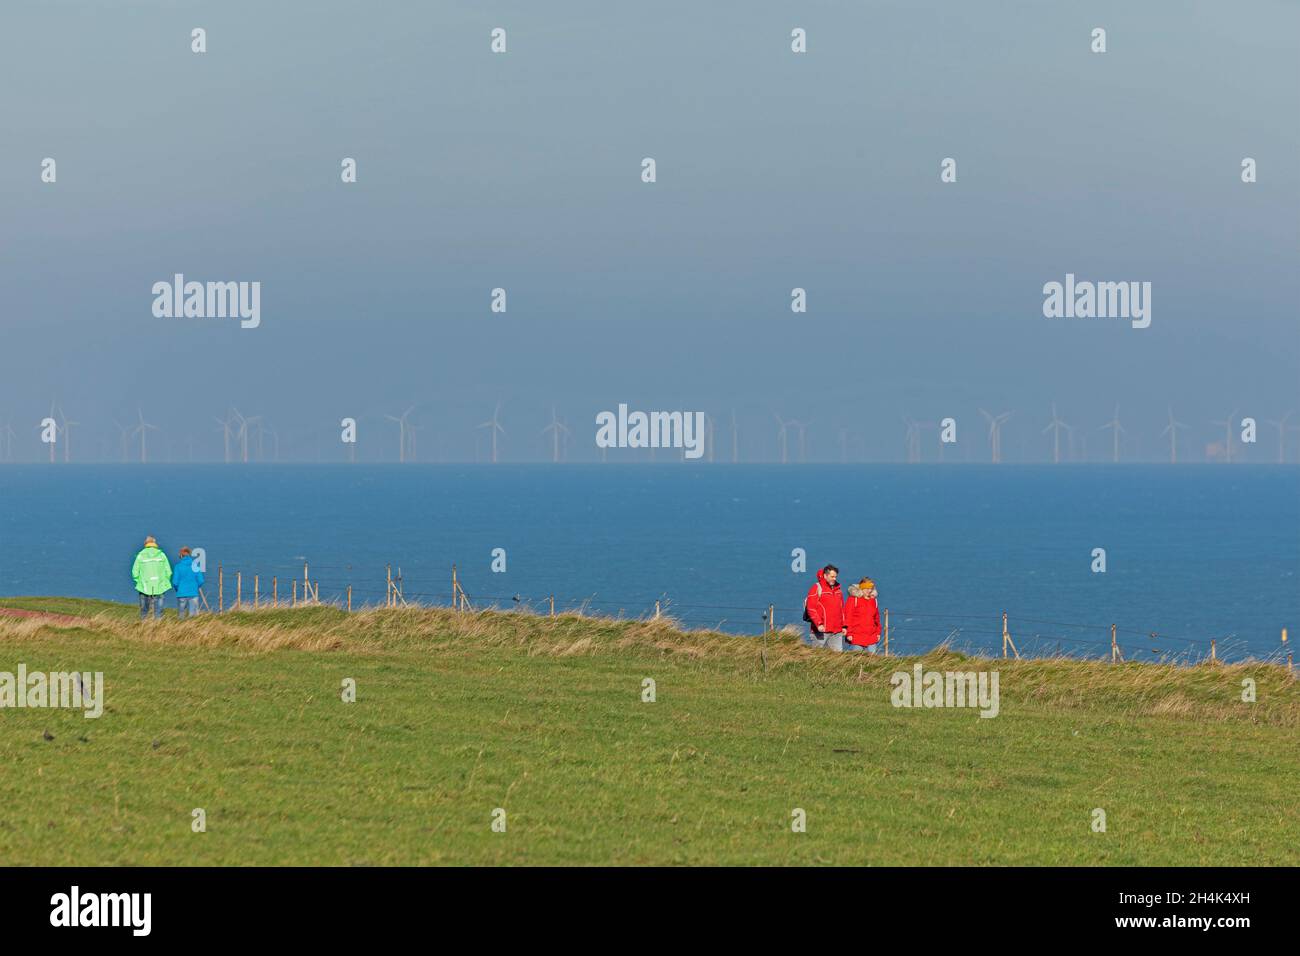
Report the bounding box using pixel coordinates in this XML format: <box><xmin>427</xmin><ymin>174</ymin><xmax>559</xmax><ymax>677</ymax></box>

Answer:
<box><xmin>385</xmin><ymin>406</ymin><xmax>416</xmax><ymax>463</ymax></box>
<box><xmin>247</xmin><ymin>416</ymin><xmax>265</xmax><ymax>461</ymax></box>
<box><xmin>1098</xmin><ymin>404</ymin><xmax>1125</xmax><ymax>463</ymax></box>
<box><xmin>1265</xmin><ymin>412</ymin><xmax>1293</xmax><ymax>464</ymax></box>
<box><xmin>1042</xmin><ymin>403</ymin><xmax>1071</xmax><ymax>464</ymax></box>
<box><xmin>979</xmin><ymin>409</ymin><xmax>1012</xmax><ymax>464</ymax></box>
<box><xmin>228</xmin><ymin>408</ymin><xmax>251</xmax><ymax>463</ymax></box>
<box><xmin>1210</xmin><ymin>411</ymin><xmax>1238</xmax><ymax>463</ymax></box>
<box><xmin>541</xmin><ymin>407</ymin><xmax>571</xmax><ymax>463</ymax></box>
<box><xmin>115</xmin><ymin>419</ymin><xmax>133</xmax><ymax>462</ymax></box>
<box><xmin>477</xmin><ymin>402</ymin><xmax>505</xmax><ymax>464</ymax></box>
<box><xmin>214</xmin><ymin>412</ymin><xmax>236</xmax><ymax>463</ymax></box>
<box><xmin>1161</xmin><ymin>407</ymin><xmax>1188</xmax><ymax>464</ymax></box>
<box><xmin>130</xmin><ymin>408</ymin><xmax>159</xmax><ymax>463</ymax></box>
<box><xmin>902</xmin><ymin>414</ymin><xmax>920</xmax><ymax>464</ymax></box>
<box><xmin>54</xmin><ymin>405</ymin><xmax>79</xmax><ymax>463</ymax></box>
<box><xmin>774</xmin><ymin>414</ymin><xmax>789</xmax><ymax>464</ymax></box>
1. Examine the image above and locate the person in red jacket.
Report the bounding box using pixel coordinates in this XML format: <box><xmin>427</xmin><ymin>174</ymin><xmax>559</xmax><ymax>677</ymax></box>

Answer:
<box><xmin>844</xmin><ymin>577</ymin><xmax>881</xmax><ymax>653</ymax></box>
<box><xmin>804</xmin><ymin>564</ymin><xmax>846</xmax><ymax>649</ymax></box>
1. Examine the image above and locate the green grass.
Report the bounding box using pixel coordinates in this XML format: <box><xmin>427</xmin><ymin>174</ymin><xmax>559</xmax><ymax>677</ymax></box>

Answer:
<box><xmin>0</xmin><ymin>596</ymin><xmax>1296</xmax><ymax>865</ymax></box>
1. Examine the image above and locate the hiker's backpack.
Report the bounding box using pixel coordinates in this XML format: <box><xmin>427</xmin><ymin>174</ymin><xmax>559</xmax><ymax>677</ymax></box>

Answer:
<box><xmin>802</xmin><ymin>584</ymin><xmax>822</xmax><ymax>624</ymax></box>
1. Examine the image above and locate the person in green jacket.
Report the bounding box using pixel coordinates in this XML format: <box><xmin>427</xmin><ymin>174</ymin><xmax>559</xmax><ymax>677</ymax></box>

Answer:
<box><xmin>132</xmin><ymin>536</ymin><xmax>173</xmax><ymax>620</ymax></box>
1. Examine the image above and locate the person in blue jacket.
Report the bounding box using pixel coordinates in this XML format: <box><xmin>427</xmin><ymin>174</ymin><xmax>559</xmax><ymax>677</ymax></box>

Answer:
<box><xmin>171</xmin><ymin>546</ymin><xmax>205</xmax><ymax>619</ymax></box>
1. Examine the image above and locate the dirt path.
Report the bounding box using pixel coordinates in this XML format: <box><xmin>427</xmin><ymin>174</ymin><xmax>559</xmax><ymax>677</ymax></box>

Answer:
<box><xmin>0</xmin><ymin>607</ymin><xmax>85</xmax><ymax>625</ymax></box>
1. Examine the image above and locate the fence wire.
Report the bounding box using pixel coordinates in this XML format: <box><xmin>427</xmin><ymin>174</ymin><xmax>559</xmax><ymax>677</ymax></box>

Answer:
<box><xmin>199</xmin><ymin>562</ymin><xmax>1291</xmax><ymax>666</ymax></box>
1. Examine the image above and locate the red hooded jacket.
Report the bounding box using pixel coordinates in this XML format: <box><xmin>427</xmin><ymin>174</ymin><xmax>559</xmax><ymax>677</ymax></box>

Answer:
<box><xmin>844</xmin><ymin>584</ymin><xmax>881</xmax><ymax>646</ymax></box>
<box><xmin>805</xmin><ymin>569</ymin><xmax>844</xmax><ymax>633</ymax></box>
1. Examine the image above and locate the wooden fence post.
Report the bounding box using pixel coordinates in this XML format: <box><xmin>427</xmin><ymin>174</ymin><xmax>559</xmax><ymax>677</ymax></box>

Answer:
<box><xmin>235</xmin><ymin>572</ymin><xmax>242</xmax><ymax>609</ymax></box>
<box><xmin>1110</xmin><ymin>624</ymin><xmax>1121</xmax><ymax>663</ymax></box>
<box><xmin>450</xmin><ymin>565</ymin><xmax>457</xmax><ymax>612</ymax></box>
<box><xmin>882</xmin><ymin>608</ymin><xmax>890</xmax><ymax>656</ymax></box>
<box><xmin>347</xmin><ymin>584</ymin><xmax>352</xmax><ymax>612</ymax></box>
<box><xmin>303</xmin><ymin>561</ymin><xmax>309</xmax><ymax>602</ymax></box>
<box><xmin>1001</xmin><ymin>612</ymin><xmax>1019</xmax><ymax>659</ymax></box>
<box><xmin>549</xmin><ymin>595</ymin><xmax>555</xmax><ymax>618</ymax></box>
<box><xmin>273</xmin><ymin>576</ymin><xmax>278</xmax><ymax>607</ymax></box>
<box><xmin>654</xmin><ymin>600</ymin><xmax>661</xmax><ymax>621</ymax></box>
<box><xmin>254</xmin><ymin>574</ymin><xmax>259</xmax><ymax>609</ymax></box>
<box><xmin>767</xmin><ymin>603</ymin><xmax>775</xmax><ymax>634</ymax></box>
<box><xmin>1210</xmin><ymin>638</ymin><xmax>1217</xmax><ymax>663</ymax></box>
<box><xmin>218</xmin><ymin>564</ymin><xmax>224</xmax><ymax>613</ymax></box>
<box><xmin>292</xmin><ymin>579</ymin><xmax>297</xmax><ymax>607</ymax></box>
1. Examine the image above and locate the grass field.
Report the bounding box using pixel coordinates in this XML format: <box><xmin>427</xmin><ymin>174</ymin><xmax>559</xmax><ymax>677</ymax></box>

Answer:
<box><xmin>0</xmin><ymin>596</ymin><xmax>1296</xmax><ymax>866</ymax></box>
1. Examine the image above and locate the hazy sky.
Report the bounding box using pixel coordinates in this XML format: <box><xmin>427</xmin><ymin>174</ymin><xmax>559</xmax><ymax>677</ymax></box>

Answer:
<box><xmin>2</xmin><ymin>0</ymin><xmax>1297</xmax><ymax>462</ymax></box>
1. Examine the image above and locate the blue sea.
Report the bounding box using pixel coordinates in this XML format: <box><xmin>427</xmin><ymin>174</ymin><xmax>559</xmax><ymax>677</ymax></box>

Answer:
<box><xmin>1</xmin><ymin>465</ymin><xmax>1296</xmax><ymax>663</ymax></box>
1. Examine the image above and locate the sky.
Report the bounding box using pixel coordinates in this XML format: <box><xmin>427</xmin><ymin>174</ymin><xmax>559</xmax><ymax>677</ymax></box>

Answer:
<box><xmin>1</xmin><ymin>0</ymin><xmax>1297</xmax><ymax>463</ymax></box>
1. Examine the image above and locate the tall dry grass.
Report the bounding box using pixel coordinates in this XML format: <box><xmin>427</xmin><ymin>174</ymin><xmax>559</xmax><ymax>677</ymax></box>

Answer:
<box><xmin>1</xmin><ymin>602</ymin><xmax>1294</xmax><ymax>725</ymax></box>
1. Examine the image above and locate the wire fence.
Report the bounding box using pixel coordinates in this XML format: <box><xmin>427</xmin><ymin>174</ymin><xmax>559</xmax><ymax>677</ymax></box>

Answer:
<box><xmin>197</xmin><ymin>560</ymin><xmax>1294</xmax><ymax>670</ymax></box>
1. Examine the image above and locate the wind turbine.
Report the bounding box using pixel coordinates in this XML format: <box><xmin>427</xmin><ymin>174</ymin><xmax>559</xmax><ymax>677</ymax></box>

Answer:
<box><xmin>228</xmin><ymin>408</ymin><xmax>251</xmax><ymax>463</ymax></box>
<box><xmin>1098</xmin><ymin>404</ymin><xmax>1125</xmax><ymax>463</ymax></box>
<box><xmin>773</xmin><ymin>414</ymin><xmax>789</xmax><ymax>464</ymax></box>
<box><xmin>114</xmin><ymin>419</ymin><xmax>133</xmax><ymax>462</ymax></box>
<box><xmin>385</xmin><ymin>406</ymin><xmax>416</xmax><ymax>463</ymax></box>
<box><xmin>541</xmin><ymin>407</ymin><xmax>571</xmax><ymax>463</ymax></box>
<box><xmin>1265</xmin><ymin>412</ymin><xmax>1293</xmax><ymax>464</ymax></box>
<box><xmin>214</xmin><ymin>412</ymin><xmax>236</xmax><ymax>463</ymax></box>
<box><xmin>979</xmin><ymin>409</ymin><xmax>1012</xmax><ymax>464</ymax></box>
<box><xmin>902</xmin><ymin>414</ymin><xmax>920</xmax><ymax>463</ymax></box>
<box><xmin>130</xmin><ymin>408</ymin><xmax>159</xmax><ymax>463</ymax></box>
<box><xmin>246</xmin><ymin>416</ymin><xmax>265</xmax><ymax>461</ymax></box>
<box><xmin>53</xmin><ymin>405</ymin><xmax>79</xmax><ymax>463</ymax></box>
<box><xmin>1210</xmin><ymin>411</ymin><xmax>1238</xmax><ymax>463</ymax></box>
<box><xmin>1042</xmin><ymin>403</ymin><xmax>1072</xmax><ymax>464</ymax></box>
<box><xmin>477</xmin><ymin>402</ymin><xmax>505</xmax><ymax>464</ymax></box>
<box><xmin>1161</xmin><ymin>406</ymin><xmax>1188</xmax><ymax>464</ymax></box>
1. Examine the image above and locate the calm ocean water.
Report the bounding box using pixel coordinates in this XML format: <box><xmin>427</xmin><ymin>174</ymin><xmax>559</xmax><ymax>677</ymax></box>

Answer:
<box><xmin>1</xmin><ymin>465</ymin><xmax>1295</xmax><ymax>663</ymax></box>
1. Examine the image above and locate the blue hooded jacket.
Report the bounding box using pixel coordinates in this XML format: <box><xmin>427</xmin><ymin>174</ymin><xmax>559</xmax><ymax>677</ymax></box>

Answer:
<box><xmin>171</xmin><ymin>555</ymin><xmax>205</xmax><ymax>598</ymax></box>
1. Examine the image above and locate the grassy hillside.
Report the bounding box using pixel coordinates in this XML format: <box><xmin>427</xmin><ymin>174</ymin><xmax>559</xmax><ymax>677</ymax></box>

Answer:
<box><xmin>0</xmin><ymin>597</ymin><xmax>1296</xmax><ymax>865</ymax></box>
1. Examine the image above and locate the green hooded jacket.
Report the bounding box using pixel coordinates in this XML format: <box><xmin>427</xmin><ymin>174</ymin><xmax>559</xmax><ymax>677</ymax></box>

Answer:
<box><xmin>132</xmin><ymin>546</ymin><xmax>173</xmax><ymax>596</ymax></box>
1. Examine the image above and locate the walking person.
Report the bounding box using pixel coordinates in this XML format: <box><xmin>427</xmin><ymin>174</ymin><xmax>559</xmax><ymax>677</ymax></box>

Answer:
<box><xmin>844</xmin><ymin>577</ymin><xmax>882</xmax><ymax>654</ymax></box>
<box><xmin>132</xmin><ymin>536</ymin><xmax>173</xmax><ymax>620</ymax></box>
<box><xmin>171</xmin><ymin>546</ymin><xmax>204</xmax><ymax>619</ymax></box>
<box><xmin>803</xmin><ymin>564</ymin><xmax>846</xmax><ymax>650</ymax></box>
